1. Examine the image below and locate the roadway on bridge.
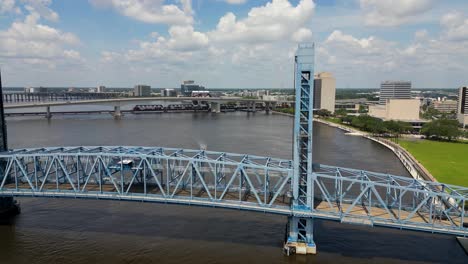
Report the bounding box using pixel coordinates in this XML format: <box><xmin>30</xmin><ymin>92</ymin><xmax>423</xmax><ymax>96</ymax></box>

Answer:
<box><xmin>1</xmin><ymin>146</ymin><xmax>466</xmax><ymax>236</ymax></box>
<box><xmin>3</xmin><ymin>97</ymin><xmax>289</xmax><ymax>109</ymax></box>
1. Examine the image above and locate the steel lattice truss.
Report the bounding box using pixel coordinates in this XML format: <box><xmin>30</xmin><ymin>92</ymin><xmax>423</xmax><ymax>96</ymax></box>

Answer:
<box><xmin>0</xmin><ymin>146</ymin><xmax>466</xmax><ymax>236</ymax></box>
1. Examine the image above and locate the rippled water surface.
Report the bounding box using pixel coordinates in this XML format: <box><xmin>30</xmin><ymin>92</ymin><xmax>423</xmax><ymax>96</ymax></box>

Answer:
<box><xmin>0</xmin><ymin>112</ymin><xmax>465</xmax><ymax>263</ymax></box>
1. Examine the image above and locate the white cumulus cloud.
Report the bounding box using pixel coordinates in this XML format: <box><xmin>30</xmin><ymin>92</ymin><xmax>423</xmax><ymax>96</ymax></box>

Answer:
<box><xmin>440</xmin><ymin>12</ymin><xmax>468</xmax><ymax>41</ymax></box>
<box><xmin>89</xmin><ymin>0</ymin><xmax>193</xmax><ymax>25</ymax></box>
<box><xmin>360</xmin><ymin>0</ymin><xmax>434</xmax><ymax>26</ymax></box>
<box><xmin>223</xmin><ymin>0</ymin><xmax>247</xmax><ymax>4</ymax></box>
<box><xmin>292</xmin><ymin>28</ymin><xmax>312</xmax><ymax>42</ymax></box>
<box><xmin>209</xmin><ymin>0</ymin><xmax>314</xmax><ymax>43</ymax></box>
<box><xmin>0</xmin><ymin>0</ymin><xmax>20</xmax><ymax>14</ymax></box>
<box><xmin>99</xmin><ymin>0</ymin><xmax>315</xmax><ymax>88</ymax></box>
<box><xmin>0</xmin><ymin>11</ymin><xmax>81</xmax><ymax>65</ymax></box>
<box><xmin>22</xmin><ymin>0</ymin><xmax>59</xmax><ymax>22</ymax></box>
<box><xmin>318</xmin><ymin>28</ymin><xmax>468</xmax><ymax>87</ymax></box>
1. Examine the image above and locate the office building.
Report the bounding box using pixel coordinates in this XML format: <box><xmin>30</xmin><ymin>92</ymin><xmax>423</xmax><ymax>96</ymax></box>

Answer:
<box><xmin>431</xmin><ymin>100</ymin><xmax>458</xmax><ymax>113</ymax></box>
<box><xmin>369</xmin><ymin>99</ymin><xmax>420</xmax><ymax>121</ymax></box>
<box><xmin>379</xmin><ymin>81</ymin><xmax>411</xmax><ymax>104</ymax></box>
<box><xmin>96</xmin><ymin>86</ymin><xmax>106</xmax><ymax>93</ymax></box>
<box><xmin>134</xmin><ymin>85</ymin><xmax>151</xmax><ymax>97</ymax></box>
<box><xmin>458</xmin><ymin>86</ymin><xmax>468</xmax><ymax>128</ymax></box>
<box><xmin>313</xmin><ymin>72</ymin><xmax>336</xmax><ymax>113</ymax></box>
<box><xmin>162</xmin><ymin>88</ymin><xmax>177</xmax><ymax>97</ymax></box>
<box><xmin>181</xmin><ymin>80</ymin><xmax>205</xmax><ymax>96</ymax></box>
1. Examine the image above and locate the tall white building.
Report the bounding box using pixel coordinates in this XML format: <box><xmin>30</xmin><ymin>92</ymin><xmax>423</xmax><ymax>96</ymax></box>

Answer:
<box><xmin>181</xmin><ymin>80</ymin><xmax>204</xmax><ymax>96</ymax></box>
<box><xmin>134</xmin><ymin>85</ymin><xmax>151</xmax><ymax>97</ymax></box>
<box><xmin>458</xmin><ymin>86</ymin><xmax>468</xmax><ymax>128</ymax></box>
<box><xmin>379</xmin><ymin>81</ymin><xmax>411</xmax><ymax>104</ymax></box>
<box><xmin>162</xmin><ymin>88</ymin><xmax>177</xmax><ymax>97</ymax></box>
<box><xmin>313</xmin><ymin>72</ymin><xmax>336</xmax><ymax>113</ymax></box>
<box><xmin>96</xmin><ymin>86</ymin><xmax>106</xmax><ymax>93</ymax></box>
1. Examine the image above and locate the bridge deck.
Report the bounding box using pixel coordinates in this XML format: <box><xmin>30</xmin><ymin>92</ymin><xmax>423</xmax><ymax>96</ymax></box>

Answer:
<box><xmin>0</xmin><ymin>146</ymin><xmax>466</xmax><ymax>236</ymax></box>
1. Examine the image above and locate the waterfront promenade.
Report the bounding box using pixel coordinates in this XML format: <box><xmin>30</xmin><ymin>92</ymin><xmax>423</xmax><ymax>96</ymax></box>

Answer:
<box><xmin>272</xmin><ymin>111</ymin><xmax>438</xmax><ymax>184</ymax></box>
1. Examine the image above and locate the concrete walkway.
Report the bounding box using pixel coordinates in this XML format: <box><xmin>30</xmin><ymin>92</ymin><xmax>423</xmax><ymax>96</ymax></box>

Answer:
<box><xmin>272</xmin><ymin>111</ymin><xmax>438</xmax><ymax>183</ymax></box>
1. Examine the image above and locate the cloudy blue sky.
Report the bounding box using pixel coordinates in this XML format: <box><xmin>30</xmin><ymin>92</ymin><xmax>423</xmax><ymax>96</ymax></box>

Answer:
<box><xmin>0</xmin><ymin>0</ymin><xmax>467</xmax><ymax>88</ymax></box>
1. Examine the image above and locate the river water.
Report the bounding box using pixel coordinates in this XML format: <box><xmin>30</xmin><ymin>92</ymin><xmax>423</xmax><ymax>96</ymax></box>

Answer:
<box><xmin>0</xmin><ymin>112</ymin><xmax>465</xmax><ymax>263</ymax></box>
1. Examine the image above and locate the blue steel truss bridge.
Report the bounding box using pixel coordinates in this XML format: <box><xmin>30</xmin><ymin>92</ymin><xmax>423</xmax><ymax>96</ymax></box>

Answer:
<box><xmin>0</xmin><ymin>44</ymin><xmax>466</xmax><ymax>255</ymax></box>
<box><xmin>0</xmin><ymin>146</ymin><xmax>467</xmax><ymax>236</ymax></box>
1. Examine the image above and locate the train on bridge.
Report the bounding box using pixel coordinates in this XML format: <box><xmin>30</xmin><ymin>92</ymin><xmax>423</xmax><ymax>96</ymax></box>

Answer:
<box><xmin>132</xmin><ymin>103</ymin><xmax>266</xmax><ymax>113</ymax></box>
<box><xmin>3</xmin><ymin>92</ymin><xmax>119</xmax><ymax>103</ymax></box>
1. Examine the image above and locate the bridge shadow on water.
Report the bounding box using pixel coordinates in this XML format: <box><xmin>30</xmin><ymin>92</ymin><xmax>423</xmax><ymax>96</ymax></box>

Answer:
<box><xmin>1</xmin><ymin>197</ymin><xmax>467</xmax><ymax>263</ymax></box>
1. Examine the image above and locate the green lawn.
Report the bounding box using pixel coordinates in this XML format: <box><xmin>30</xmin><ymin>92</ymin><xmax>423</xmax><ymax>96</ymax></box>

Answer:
<box><xmin>323</xmin><ymin>117</ymin><xmax>342</xmax><ymax>124</ymax></box>
<box><xmin>399</xmin><ymin>140</ymin><xmax>468</xmax><ymax>186</ymax></box>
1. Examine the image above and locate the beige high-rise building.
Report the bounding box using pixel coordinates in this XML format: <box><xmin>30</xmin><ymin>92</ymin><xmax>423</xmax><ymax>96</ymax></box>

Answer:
<box><xmin>368</xmin><ymin>99</ymin><xmax>420</xmax><ymax>121</ymax></box>
<box><xmin>313</xmin><ymin>72</ymin><xmax>336</xmax><ymax>113</ymax></box>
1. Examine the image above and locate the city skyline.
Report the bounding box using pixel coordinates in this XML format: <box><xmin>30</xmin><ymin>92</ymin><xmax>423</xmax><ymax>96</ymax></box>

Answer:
<box><xmin>0</xmin><ymin>0</ymin><xmax>468</xmax><ymax>88</ymax></box>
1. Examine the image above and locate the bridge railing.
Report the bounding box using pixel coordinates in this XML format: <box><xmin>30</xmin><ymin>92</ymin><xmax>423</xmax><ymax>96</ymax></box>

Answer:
<box><xmin>0</xmin><ymin>146</ymin><xmax>466</xmax><ymax>235</ymax></box>
<box><xmin>0</xmin><ymin>146</ymin><xmax>294</xmax><ymax>213</ymax></box>
<box><xmin>313</xmin><ymin>165</ymin><xmax>467</xmax><ymax>234</ymax></box>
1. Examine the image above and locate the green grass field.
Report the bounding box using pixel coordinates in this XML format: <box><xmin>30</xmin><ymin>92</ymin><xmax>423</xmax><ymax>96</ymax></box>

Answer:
<box><xmin>399</xmin><ymin>140</ymin><xmax>468</xmax><ymax>186</ymax></box>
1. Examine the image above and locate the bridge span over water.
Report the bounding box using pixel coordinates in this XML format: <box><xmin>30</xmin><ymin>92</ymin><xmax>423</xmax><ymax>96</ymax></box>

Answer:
<box><xmin>0</xmin><ymin>44</ymin><xmax>466</xmax><ymax>256</ymax></box>
<box><xmin>0</xmin><ymin>146</ymin><xmax>467</xmax><ymax>236</ymax></box>
<box><xmin>4</xmin><ymin>96</ymin><xmax>289</xmax><ymax>116</ymax></box>
<box><xmin>3</xmin><ymin>96</ymin><xmax>288</xmax><ymax>109</ymax></box>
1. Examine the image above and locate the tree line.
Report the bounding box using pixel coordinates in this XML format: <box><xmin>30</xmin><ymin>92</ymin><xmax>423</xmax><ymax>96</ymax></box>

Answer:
<box><xmin>275</xmin><ymin>107</ymin><xmax>464</xmax><ymax>141</ymax></box>
<box><xmin>314</xmin><ymin>109</ymin><xmax>464</xmax><ymax>141</ymax></box>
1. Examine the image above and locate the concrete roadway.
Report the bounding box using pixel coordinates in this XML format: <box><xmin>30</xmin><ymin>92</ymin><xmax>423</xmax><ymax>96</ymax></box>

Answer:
<box><xmin>3</xmin><ymin>97</ymin><xmax>291</xmax><ymax>109</ymax></box>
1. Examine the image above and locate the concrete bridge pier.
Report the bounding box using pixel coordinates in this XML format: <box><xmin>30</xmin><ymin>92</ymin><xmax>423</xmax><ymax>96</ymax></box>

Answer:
<box><xmin>113</xmin><ymin>105</ymin><xmax>122</xmax><ymax>119</ymax></box>
<box><xmin>210</xmin><ymin>102</ymin><xmax>221</xmax><ymax>113</ymax></box>
<box><xmin>284</xmin><ymin>217</ymin><xmax>316</xmax><ymax>255</ymax></box>
<box><xmin>252</xmin><ymin>102</ymin><xmax>256</xmax><ymax>112</ymax></box>
<box><xmin>45</xmin><ymin>106</ymin><xmax>52</xmax><ymax>119</ymax></box>
<box><xmin>265</xmin><ymin>102</ymin><xmax>270</xmax><ymax>114</ymax></box>
<box><xmin>0</xmin><ymin>197</ymin><xmax>20</xmax><ymax>217</ymax></box>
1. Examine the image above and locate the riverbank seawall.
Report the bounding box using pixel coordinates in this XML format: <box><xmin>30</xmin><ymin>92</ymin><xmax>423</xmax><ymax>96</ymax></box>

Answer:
<box><xmin>271</xmin><ymin>111</ymin><xmax>437</xmax><ymax>183</ymax></box>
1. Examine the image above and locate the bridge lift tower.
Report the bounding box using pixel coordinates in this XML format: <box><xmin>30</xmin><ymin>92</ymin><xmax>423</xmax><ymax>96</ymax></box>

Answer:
<box><xmin>284</xmin><ymin>43</ymin><xmax>316</xmax><ymax>255</ymax></box>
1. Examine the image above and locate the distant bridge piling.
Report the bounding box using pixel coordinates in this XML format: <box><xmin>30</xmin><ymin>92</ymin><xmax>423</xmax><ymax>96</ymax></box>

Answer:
<box><xmin>210</xmin><ymin>102</ymin><xmax>221</xmax><ymax>113</ymax></box>
<box><xmin>265</xmin><ymin>102</ymin><xmax>270</xmax><ymax>114</ymax></box>
<box><xmin>45</xmin><ymin>106</ymin><xmax>52</xmax><ymax>119</ymax></box>
<box><xmin>113</xmin><ymin>105</ymin><xmax>122</xmax><ymax>119</ymax></box>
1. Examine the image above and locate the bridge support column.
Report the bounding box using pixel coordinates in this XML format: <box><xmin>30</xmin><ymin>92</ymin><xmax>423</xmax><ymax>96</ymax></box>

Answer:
<box><xmin>265</xmin><ymin>102</ymin><xmax>270</xmax><ymax>114</ymax></box>
<box><xmin>45</xmin><ymin>106</ymin><xmax>52</xmax><ymax>119</ymax></box>
<box><xmin>113</xmin><ymin>105</ymin><xmax>122</xmax><ymax>119</ymax></box>
<box><xmin>210</xmin><ymin>102</ymin><xmax>221</xmax><ymax>113</ymax></box>
<box><xmin>0</xmin><ymin>197</ymin><xmax>20</xmax><ymax>217</ymax></box>
<box><xmin>252</xmin><ymin>102</ymin><xmax>256</xmax><ymax>112</ymax></box>
<box><xmin>284</xmin><ymin>217</ymin><xmax>316</xmax><ymax>255</ymax></box>
<box><xmin>285</xmin><ymin>43</ymin><xmax>316</xmax><ymax>256</ymax></box>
